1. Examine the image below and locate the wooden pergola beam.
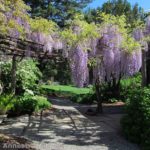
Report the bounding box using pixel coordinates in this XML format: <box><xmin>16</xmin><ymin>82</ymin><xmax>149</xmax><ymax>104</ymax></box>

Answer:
<box><xmin>0</xmin><ymin>34</ymin><xmax>61</xmax><ymax>94</ymax></box>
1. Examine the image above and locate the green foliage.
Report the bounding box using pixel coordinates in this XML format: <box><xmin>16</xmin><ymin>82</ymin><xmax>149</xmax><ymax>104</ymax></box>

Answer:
<box><xmin>85</xmin><ymin>0</ymin><xmax>144</xmax><ymax>29</ymax></box>
<box><xmin>0</xmin><ymin>0</ymin><xmax>30</xmax><ymax>37</ymax></box>
<box><xmin>99</xmin><ymin>13</ymin><xmax>141</xmax><ymax>53</ymax></box>
<box><xmin>0</xmin><ymin>61</ymin><xmax>12</xmax><ymax>92</ymax></box>
<box><xmin>0</xmin><ymin>58</ymin><xmax>42</xmax><ymax>94</ymax></box>
<box><xmin>0</xmin><ymin>0</ymin><xmax>59</xmax><ymax>38</ymax></box>
<box><xmin>40</xmin><ymin>57</ymin><xmax>71</xmax><ymax>85</ymax></box>
<box><xmin>29</xmin><ymin>17</ymin><xmax>58</xmax><ymax>34</ymax></box>
<box><xmin>23</xmin><ymin>0</ymin><xmax>92</xmax><ymax>27</ymax></box>
<box><xmin>10</xmin><ymin>90</ymin><xmax>51</xmax><ymax>116</ymax></box>
<box><xmin>94</xmin><ymin>74</ymin><xmax>142</xmax><ymax>103</ymax></box>
<box><xmin>121</xmin><ymin>87</ymin><xmax>150</xmax><ymax>149</ymax></box>
<box><xmin>19</xmin><ymin>91</ymin><xmax>37</xmax><ymax>114</ymax></box>
<box><xmin>32</xmin><ymin>95</ymin><xmax>51</xmax><ymax>111</ymax></box>
<box><xmin>121</xmin><ymin>35</ymin><xmax>141</xmax><ymax>53</ymax></box>
<box><xmin>61</xmin><ymin>14</ymin><xmax>99</xmax><ymax>50</ymax></box>
<box><xmin>0</xmin><ymin>94</ymin><xmax>14</xmax><ymax>115</ymax></box>
<box><xmin>101</xmin><ymin>0</ymin><xmax>144</xmax><ymax>24</ymax></box>
<box><xmin>42</xmin><ymin>84</ymin><xmax>96</xmax><ymax>104</ymax></box>
<box><xmin>121</xmin><ymin>73</ymin><xmax>141</xmax><ymax>89</ymax></box>
<box><xmin>17</xmin><ymin>59</ymin><xmax>42</xmax><ymax>91</ymax></box>
<box><xmin>120</xmin><ymin>73</ymin><xmax>142</xmax><ymax>101</ymax></box>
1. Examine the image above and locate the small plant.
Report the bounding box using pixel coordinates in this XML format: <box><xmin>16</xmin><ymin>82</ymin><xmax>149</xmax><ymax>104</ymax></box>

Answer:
<box><xmin>0</xmin><ymin>59</ymin><xmax>42</xmax><ymax>94</ymax></box>
<box><xmin>10</xmin><ymin>90</ymin><xmax>51</xmax><ymax>116</ymax></box>
<box><xmin>0</xmin><ymin>95</ymin><xmax>13</xmax><ymax>115</ymax></box>
<box><xmin>32</xmin><ymin>96</ymin><xmax>51</xmax><ymax>111</ymax></box>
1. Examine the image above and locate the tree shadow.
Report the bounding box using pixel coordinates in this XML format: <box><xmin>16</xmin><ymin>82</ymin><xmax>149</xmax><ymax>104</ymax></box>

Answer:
<box><xmin>0</xmin><ymin>98</ymin><xmax>139</xmax><ymax>150</ymax></box>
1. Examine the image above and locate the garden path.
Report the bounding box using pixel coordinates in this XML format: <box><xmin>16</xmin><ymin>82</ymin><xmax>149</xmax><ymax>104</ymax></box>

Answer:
<box><xmin>0</xmin><ymin>98</ymin><xmax>139</xmax><ymax>150</ymax></box>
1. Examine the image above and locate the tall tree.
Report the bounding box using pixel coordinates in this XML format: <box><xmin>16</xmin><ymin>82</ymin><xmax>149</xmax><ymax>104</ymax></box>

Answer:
<box><xmin>23</xmin><ymin>0</ymin><xmax>93</xmax><ymax>27</ymax></box>
<box><xmin>85</xmin><ymin>0</ymin><xmax>144</xmax><ymax>28</ymax></box>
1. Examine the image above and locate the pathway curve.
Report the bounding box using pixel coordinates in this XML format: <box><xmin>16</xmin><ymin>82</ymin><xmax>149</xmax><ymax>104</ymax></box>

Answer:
<box><xmin>0</xmin><ymin>98</ymin><xmax>139</xmax><ymax>150</ymax></box>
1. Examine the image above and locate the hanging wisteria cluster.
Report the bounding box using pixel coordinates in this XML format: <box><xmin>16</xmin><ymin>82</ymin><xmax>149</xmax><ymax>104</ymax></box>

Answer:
<box><xmin>29</xmin><ymin>18</ymin><xmax>63</xmax><ymax>53</ymax></box>
<box><xmin>61</xmin><ymin>14</ymin><xmax>99</xmax><ymax>87</ymax></box>
<box><xmin>62</xmin><ymin>14</ymin><xmax>145</xmax><ymax>87</ymax></box>
<box><xmin>69</xmin><ymin>45</ymin><xmax>89</xmax><ymax>87</ymax></box>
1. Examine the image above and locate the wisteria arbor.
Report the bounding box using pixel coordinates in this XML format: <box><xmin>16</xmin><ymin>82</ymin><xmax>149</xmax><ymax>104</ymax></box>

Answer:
<box><xmin>0</xmin><ymin>0</ymin><xmax>63</xmax><ymax>94</ymax></box>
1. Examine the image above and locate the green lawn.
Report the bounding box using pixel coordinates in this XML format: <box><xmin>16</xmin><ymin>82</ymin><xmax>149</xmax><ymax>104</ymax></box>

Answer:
<box><xmin>41</xmin><ymin>85</ymin><xmax>91</xmax><ymax>95</ymax></box>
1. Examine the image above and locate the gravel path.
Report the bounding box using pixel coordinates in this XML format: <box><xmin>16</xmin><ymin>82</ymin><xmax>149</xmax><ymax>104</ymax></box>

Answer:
<box><xmin>0</xmin><ymin>98</ymin><xmax>139</xmax><ymax>150</ymax></box>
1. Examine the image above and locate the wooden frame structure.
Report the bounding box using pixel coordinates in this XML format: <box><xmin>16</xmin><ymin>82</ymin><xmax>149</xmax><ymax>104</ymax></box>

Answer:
<box><xmin>0</xmin><ymin>34</ymin><xmax>59</xmax><ymax>94</ymax></box>
<box><xmin>0</xmin><ymin>34</ymin><xmax>59</xmax><ymax>58</ymax></box>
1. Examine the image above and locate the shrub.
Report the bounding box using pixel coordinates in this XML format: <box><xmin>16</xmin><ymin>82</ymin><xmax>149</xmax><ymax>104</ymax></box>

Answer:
<box><xmin>121</xmin><ymin>87</ymin><xmax>150</xmax><ymax>150</ymax></box>
<box><xmin>32</xmin><ymin>95</ymin><xmax>51</xmax><ymax>111</ymax></box>
<box><xmin>0</xmin><ymin>58</ymin><xmax>42</xmax><ymax>94</ymax></box>
<box><xmin>10</xmin><ymin>91</ymin><xmax>51</xmax><ymax>116</ymax></box>
<box><xmin>17</xmin><ymin>59</ymin><xmax>42</xmax><ymax>91</ymax></box>
<box><xmin>10</xmin><ymin>92</ymin><xmax>37</xmax><ymax>116</ymax></box>
<box><xmin>0</xmin><ymin>95</ymin><xmax>14</xmax><ymax>115</ymax></box>
<box><xmin>120</xmin><ymin>73</ymin><xmax>141</xmax><ymax>101</ymax></box>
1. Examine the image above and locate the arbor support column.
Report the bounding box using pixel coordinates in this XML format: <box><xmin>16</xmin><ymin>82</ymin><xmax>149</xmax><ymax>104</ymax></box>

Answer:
<box><xmin>11</xmin><ymin>55</ymin><xmax>17</xmax><ymax>94</ymax></box>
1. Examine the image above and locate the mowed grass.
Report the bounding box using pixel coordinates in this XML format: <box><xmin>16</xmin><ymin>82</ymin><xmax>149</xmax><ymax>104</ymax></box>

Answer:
<box><xmin>41</xmin><ymin>85</ymin><xmax>91</xmax><ymax>95</ymax></box>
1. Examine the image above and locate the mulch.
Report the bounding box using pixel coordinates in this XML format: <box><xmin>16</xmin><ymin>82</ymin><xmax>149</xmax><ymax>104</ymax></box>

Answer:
<box><xmin>0</xmin><ymin>134</ymin><xmax>36</xmax><ymax>150</ymax></box>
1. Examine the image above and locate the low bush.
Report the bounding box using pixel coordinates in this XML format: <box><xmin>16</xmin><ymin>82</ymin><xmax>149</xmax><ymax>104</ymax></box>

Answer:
<box><xmin>32</xmin><ymin>95</ymin><xmax>51</xmax><ymax>111</ymax></box>
<box><xmin>0</xmin><ymin>58</ymin><xmax>42</xmax><ymax>94</ymax></box>
<box><xmin>0</xmin><ymin>95</ymin><xmax>14</xmax><ymax>115</ymax></box>
<box><xmin>121</xmin><ymin>87</ymin><xmax>150</xmax><ymax>150</ymax></box>
<box><xmin>120</xmin><ymin>73</ymin><xmax>141</xmax><ymax>101</ymax></box>
<box><xmin>9</xmin><ymin>90</ymin><xmax>51</xmax><ymax>117</ymax></box>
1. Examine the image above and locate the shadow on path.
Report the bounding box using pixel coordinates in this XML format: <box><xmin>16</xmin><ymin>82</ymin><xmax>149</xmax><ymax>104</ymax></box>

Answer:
<box><xmin>0</xmin><ymin>98</ymin><xmax>139</xmax><ymax>150</ymax></box>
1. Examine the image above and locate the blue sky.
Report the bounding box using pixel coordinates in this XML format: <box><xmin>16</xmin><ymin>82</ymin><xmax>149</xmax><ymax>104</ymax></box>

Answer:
<box><xmin>88</xmin><ymin>0</ymin><xmax>150</xmax><ymax>11</ymax></box>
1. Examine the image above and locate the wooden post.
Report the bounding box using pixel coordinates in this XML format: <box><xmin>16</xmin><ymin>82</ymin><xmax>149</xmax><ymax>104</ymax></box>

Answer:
<box><xmin>141</xmin><ymin>47</ymin><xmax>147</xmax><ymax>87</ymax></box>
<box><xmin>11</xmin><ymin>55</ymin><xmax>17</xmax><ymax>94</ymax></box>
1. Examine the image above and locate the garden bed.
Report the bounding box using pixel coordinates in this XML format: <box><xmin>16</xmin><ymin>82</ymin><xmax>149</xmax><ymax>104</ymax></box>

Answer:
<box><xmin>0</xmin><ymin>134</ymin><xmax>35</xmax><ymax>150</ymax></box>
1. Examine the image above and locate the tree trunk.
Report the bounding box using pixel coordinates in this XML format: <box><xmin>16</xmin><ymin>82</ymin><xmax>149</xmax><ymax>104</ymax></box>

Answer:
<box><xmin>95</xmin><ymin>79</ymin><xmax>103</xmax><ymax>114</ymax></box>
<box><xmin>11</xmin><ymin>55</ymin><xmax>17</xmax><ymax>94</ymax></box>
<box><xmin>112</xmin><ymin>78</ymin><xmax>120</xmax><ymax>98</ymax></box>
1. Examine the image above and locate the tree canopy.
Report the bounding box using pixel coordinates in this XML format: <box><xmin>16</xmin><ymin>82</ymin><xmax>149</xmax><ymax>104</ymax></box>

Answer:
<box><xmin>23</xmin><ymin>0</ymin><xmax>93</xmax><ymax>27</ymax></box>
<box><xmin>84</xmin><ymin>0</ymin><xmax>144</xmax><ymax>29</ymax></box>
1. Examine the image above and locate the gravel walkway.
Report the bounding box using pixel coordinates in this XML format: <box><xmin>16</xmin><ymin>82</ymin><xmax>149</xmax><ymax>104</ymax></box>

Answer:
<box><xmin>0</xmin><ymin>98</ymin><xmax>139</xmax><ymax>150</ymax></box>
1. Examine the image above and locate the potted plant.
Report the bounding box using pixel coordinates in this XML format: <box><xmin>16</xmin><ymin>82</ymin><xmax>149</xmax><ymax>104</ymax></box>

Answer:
<box><xmin>0</xmin><ymin>95</ymin><xmax>13</xmax><ymax>123</ymax></box>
